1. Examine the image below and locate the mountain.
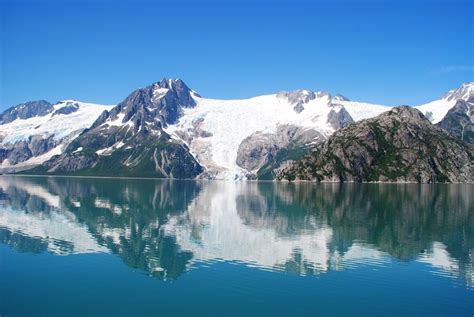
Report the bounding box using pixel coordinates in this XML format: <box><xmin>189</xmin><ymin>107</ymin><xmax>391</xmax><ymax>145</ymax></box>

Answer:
<box><xmin>165</xmin><ymin>89</ymin><xmax>364</xmax><ymax>179</ymax></box>
<box><xmin>0</xmin><ymin>100</ymin><xmax>113</xmax><ymax>172</ymax></box>
<box><xmin>28</xmin><ymin>79</ymin><xmax>203</xmax><ymax>178</ymax></box>
<box><xmin>165</xmin><ymin>82</ymin><xmax>473</xmax><ymax>180</ymax></box>
<box><xmin>2</xmin><ymin>80</ymin><xmax>473</xmax><ymax>181</ymax></box>
<box><xmin>415</xmin><ymin>82</ymin><xmax>474</xmax><ymax>124</ymax></box>
<box><xmin>277</xmin><ymin>106</ymin><xmax>473</xmax><ymax>183</ymax></box>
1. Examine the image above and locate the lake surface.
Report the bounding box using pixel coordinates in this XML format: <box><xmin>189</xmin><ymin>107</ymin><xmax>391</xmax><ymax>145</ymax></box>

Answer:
<box><xmin>0</xmin><ymin>176</ymin><xmax>472</xmax><ymax>316</ymax></box>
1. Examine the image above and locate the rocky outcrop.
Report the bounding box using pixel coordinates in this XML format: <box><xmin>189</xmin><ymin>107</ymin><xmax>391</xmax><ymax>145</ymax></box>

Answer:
<box><xmin>278</xmin><ymin>106</ymin><xmax>473</xmax><ymax>183</ymax></box>
<box><xmin>236</xmin><ymin>125</ymin><xmax>326</xmax><ymax>178</ymax></box>
<box><xmin>52</xmin><ymin>102</ymin><xmax>79</xmax><ymax>116</ymax></box>
<box><xmin>326</xmin><ymin>105</ymin><xmax>354</xmax><ymax>130</ymax></box>
<box><xmin>276</xmin><ymin>89</ymin><xmax>320</xmax><ymax>113</ymax></box>
<box><xmin>0</xmin><ymin>135</ymin><xmax>58</xmax><ymax>166</ymax></box>
<box><xmin>91</xmin><ymin>78</ymin><xmax>198</xmax><ymax>130</ymax></box>
<box><xmin>0</xmin><ymin>100</ymin><xmax>53</xmax><ymax>124</ymax></box>
<box><xmin>436</xmin><ymin>99</ymin><xmax>473</xmax><ymax>144</ymax></box>
<box><xmin>1</xmin><ymin>141</ymin><xmax>32</xmax><ymax>165</ymax></box>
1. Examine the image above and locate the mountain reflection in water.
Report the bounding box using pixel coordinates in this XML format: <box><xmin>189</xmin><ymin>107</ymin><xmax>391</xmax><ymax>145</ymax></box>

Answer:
<box><xmin>0</xmin><ymin>176</ymin><xmax>472</xmax><ymax>286</ymax></box>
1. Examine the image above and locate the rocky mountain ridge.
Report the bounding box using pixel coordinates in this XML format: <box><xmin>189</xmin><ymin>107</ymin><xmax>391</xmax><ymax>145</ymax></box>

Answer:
<box><xmin>27</xmin><ymin>79</ymin><xmax>203</xmax><ymax>178</ymax></box>
<box><xmin>1</xmin><ymin>80</ymin><xmax>473</xmax><ymax>182</ymax></box>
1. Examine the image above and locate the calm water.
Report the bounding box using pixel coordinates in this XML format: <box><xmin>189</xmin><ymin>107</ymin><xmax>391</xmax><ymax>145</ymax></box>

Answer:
<box><xmin>0</xmin><ymin>176</ymin><xmax>472</xmax><ymax>317</ymax></box>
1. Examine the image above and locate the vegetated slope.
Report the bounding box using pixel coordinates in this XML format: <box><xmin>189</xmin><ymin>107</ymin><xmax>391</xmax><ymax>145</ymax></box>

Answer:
<box><xmin>277</xmin><ymin>106</ymin><xmax>473</xmax><ymax>183</ymax></box>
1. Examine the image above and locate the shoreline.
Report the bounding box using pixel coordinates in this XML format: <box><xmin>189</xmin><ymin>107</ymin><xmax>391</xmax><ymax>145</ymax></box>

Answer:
<box><xmin>1</xmin><ymin>173</ymin><xmax>472</xmax><ymax>185</ymax></box>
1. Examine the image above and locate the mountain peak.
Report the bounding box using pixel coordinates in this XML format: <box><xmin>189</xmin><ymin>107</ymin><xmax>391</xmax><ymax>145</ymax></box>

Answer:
<box><xmin>442</xmin><ymin>82</ymin><xmax>474</xmax><ymax>102</ymax></box>
<box><xmin>276</xmin><ymin>89</ymin><xmax>317</xmax><ymax>113</ymax></box>
<box><xmin>93</xmin><ymin>78</ymin><xmax>199</xmax><ymax>132</ymax></box>
<box><xmin>157</xmin><ymin>78</ymin><xmax>182</xmax><ymax>88</ymax></box>
<box><xmin>154</xmin><ymin>78</ymin><xmax>200</xmax><ymax>98</ymax></box>
<box><xmin>0</xmin><ymin>100</ymin><xmax>53</xmax><ymax>124</ymax></box>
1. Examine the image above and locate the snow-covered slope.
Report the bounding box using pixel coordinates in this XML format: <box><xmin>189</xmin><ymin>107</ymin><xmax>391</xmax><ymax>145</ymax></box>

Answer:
<box><xmin>337</xmin><ymin>100</ymin><xmax>390</xmax><ymax>121</ymax></box>
<box><xmin>339</xmin><ymin>82</ymin><xmax>474</xmax><ymax>124</ymax></box>
<box><xmin>165</xmin><ymin>91</ymin><xmax>382</xmax><ymax>179</ymax></box>
<box><xmin>1</xmin><ymin>100</ymin><xmax>113</xmax><ymax>144</ymax></box>
<box><xmin>415</xmin><ymin>82</ymin><xmax>474</xmax><ymax>123</ymax></box>
<box><xmin>2</xmin><ymin>80</ymin><xmax>472</xmax><ymax>179</ymax></box>
<box><xmin>164</xmin><ymin>82</ymin><xmax>473</xmax><ymax>179</ymax></box>
<box><xmin>0</xmin><ymin>100</ymin><xmax>113</xmax><ymax>171</ymax></box>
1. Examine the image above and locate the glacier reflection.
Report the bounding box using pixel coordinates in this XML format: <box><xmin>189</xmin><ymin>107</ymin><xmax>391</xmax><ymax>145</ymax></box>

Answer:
<box><xmin>0</xmin><ymin>176</ymin><xmax>472</xmax><ymax>285</ymax></box>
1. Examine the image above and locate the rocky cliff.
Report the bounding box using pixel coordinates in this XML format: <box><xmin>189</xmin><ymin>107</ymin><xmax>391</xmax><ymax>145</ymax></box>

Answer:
<box><xmin>436</xmin><ymin>99</ymin><xmax>473</xmax><ymax>144</ymax></box>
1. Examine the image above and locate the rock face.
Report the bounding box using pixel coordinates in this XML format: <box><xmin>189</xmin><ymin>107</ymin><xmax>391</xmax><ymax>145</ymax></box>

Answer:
<box><xmin>32</xmin><ymin>79</ymin><xmax>203</xmax><ymax>178</ymax></box>
<box><xmin>278</xmin><ymin>106</ymin><xmax>473</xmax><ymax>183</ymax></box>
<box><xmin>276</xmin><ymin>89</ymin><xmax>319</xmax><ymax>113</ymax></box>
<box><xmin>52</xmin><ymin>102</ymin><xmax>79</xmax><ymax>116</ymax></box>
<box><xmin>0</xmin><ymin>100</ymin><xmax>53</xmax><ymax>124</ymax></box>
<box><xmin>92</xmin><ymin>78</ymin><xmax>198</xmax><ymax>130</ymax></box>
<box><xmin>0</xmin><ymin>135</ymin><xmax>59</xmax><ymax>171</ymax></box>
<box><xmin>236</xmin><ymin>125</ymin><xmax>326</xmax><ymax>178</ymax></box>
<box><xmin>436</xmin><ymin>99</ymin><xmax>473</xmax><ymax>144</ymax></box>
<box><xmin>326</xmin><ymin>104</ymin><xmax>354</xmax><ymax>130</ymax></box>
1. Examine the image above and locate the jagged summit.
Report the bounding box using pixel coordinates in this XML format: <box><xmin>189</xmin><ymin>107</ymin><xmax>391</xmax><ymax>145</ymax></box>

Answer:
<box><xmin>276</xmin><ymin>89</ymin><xmax>333</xmax><ymax>113</ymax></box>
<box><xmin>443</xmin><ymin>82</ymin><xmax>474</xmax><ymax>102</ymax></box>
<box><xmin>91</xmin><ymin>78</ymin><xmax>198</xmax><ymax>132</ymax></box>
<box><xmin>154</xmin><ymin>78</ymin><xmax>199</xmax><ymax>94</ymax></box>
<box><xmin>0</xmin><ymin>100</ymin><xmax>53</xmax><ymax>124</ymax></box>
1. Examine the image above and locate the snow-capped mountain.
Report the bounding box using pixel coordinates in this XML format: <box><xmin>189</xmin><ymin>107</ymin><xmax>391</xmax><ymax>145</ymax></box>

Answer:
<box><xmin>1</xmin><ymin>80</ymin><xmax>472</xmax><ymax>180</ymax></box>
<box><xmin>0</xmin><ymin>100</ymin><xmax>113</xmax><ymax>172</ymax></box>
<box><xmin>31</xmin><ymin>79</ymin><xmax>203</xmax><ymax>178</ymax></box>
<box><xmin>415</xmin><ymin>83</ymin><xmax>474</xmax><ymax>123</ymax></box>
<box><xmin>165</xmin><ymin>89</ymin><xmax>356</xmax><ymax>179</ymax></box>
<box><xmin>165</xmin><ymin>82</ymin><xmax>473</xmax><ymax>179</ymax></box>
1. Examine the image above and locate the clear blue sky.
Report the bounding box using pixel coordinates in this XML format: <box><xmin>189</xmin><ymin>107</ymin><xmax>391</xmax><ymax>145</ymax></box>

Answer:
<box><xmin>1</xmin><ymin>0</ymin><xmax>473</xmax><ymax>110</ymax></box>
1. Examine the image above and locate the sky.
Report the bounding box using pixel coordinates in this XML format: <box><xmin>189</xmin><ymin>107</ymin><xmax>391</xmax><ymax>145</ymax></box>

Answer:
<box><xmin>1</xmin><ymin>0</ymin><xmax>473</xmax><ymax>111</ymax></box>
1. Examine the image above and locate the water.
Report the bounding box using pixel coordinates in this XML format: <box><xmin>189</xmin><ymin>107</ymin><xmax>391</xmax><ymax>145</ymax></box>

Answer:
<box><xmin>0</xmin><ymin>176</ymin><xmax>472</xmax><ymax>317</ymax></box>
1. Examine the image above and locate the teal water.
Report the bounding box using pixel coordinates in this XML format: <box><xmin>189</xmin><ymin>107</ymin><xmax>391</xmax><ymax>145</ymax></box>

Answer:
<box><xmin>0</xmin><ymin>176</ymin><xmax>472</xmax><ymax>317</ymax></box>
